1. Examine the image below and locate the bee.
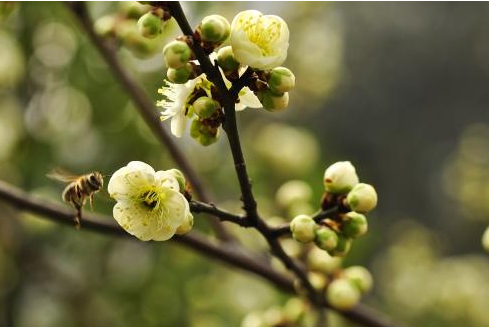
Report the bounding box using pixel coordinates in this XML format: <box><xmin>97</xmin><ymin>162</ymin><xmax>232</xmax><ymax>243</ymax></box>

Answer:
<box><xmin>48</xmin><ymin>169</ymin><xmax>104</xmax><ymax>229</ymax></box>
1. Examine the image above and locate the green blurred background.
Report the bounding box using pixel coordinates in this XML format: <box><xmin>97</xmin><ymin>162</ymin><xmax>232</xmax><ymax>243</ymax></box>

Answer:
<box><xmin>1</xmin><ymin>2</ymin><xmax>489</xmax><ymax>326</ymax></box>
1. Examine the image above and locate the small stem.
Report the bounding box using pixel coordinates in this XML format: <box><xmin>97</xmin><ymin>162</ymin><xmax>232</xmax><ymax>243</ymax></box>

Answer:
<box><xmin>190</xmin><ymin>200</ymin><xmax>248</xmax><ymax>226</ymax></box>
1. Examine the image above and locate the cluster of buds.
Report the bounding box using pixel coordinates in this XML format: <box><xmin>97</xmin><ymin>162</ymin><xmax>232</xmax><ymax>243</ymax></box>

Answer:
<box><xmin>155</xmin><ymin>8</ymin><xmax>296</xmax><ymax>145</ymax></box>
<box><xmin>289</xmin><ymin>161</ymin><xmax>378</xmax><ymax>257</ymax></box>
<box><xmin>306</xmin><ymin>247</ymin><xmax>373</xmax><ymax>310</ymax></box>
<box><xmin>93</xmin><ymin>2</ymin><xmax>172</xmax><ymax>58</ymax></box>
<box><xmin>240</xmin><ymin>298</ymin><xmax>310</xmax><ymax>327</ymax></box>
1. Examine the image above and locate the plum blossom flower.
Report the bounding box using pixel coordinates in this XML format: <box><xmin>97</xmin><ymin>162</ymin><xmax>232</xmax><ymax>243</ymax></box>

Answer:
<box><xmin>108</xmin><ymin>161</ymin><xmax>192</xmax><ymax>241</ymax></box>
<box><xmin>157</xmin><ymin>55</ymin><xmax>260</xmax><ymax>137</ymax></box>
<box><xmin>230</xmin><ymin>10</ymin><xmax>289</xmax><ymax>70</ymax></box>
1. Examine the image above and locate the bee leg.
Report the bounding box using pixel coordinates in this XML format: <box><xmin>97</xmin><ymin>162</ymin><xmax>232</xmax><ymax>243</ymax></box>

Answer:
<box><xmin>74</xmin><ymin>205</ymin><xmax>82</xmax><ymax>230</ymax></box>
<box><xmin>89</xmin><ymin>194</ymin><xmax>94</xmax><ymax>211</ymax></box>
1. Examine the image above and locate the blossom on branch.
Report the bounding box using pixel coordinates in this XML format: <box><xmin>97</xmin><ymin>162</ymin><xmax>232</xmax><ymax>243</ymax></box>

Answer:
<box><xmin>230</xmin><ymin>10</ymin><xmax>289</xmax><ymax>70</ymax></box>
<box><xmin>108</xmin><ymin>161</ymin><xmax>192</xmax><ymax>241</ymax></box>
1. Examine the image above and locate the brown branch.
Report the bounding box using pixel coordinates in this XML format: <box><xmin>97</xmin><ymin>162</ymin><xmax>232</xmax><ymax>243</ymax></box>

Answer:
<box><xmin>0</xmin><ymin>179</ymin><xmax>292</xmax><ymax>292</ymax></box>
<box><xmin>0</xmin><ymin>179</ymin><xmax>408</xmax><ymax>327</ymax></box>
<box><xmin>190</xmin><ymin>200</ymin><xmax>248</xmax><ymax>226</ymax></box>
<box><xmin>66</xmin><ymin>1</ymin><xmax>233</xmax><ymax>242</ymax></box>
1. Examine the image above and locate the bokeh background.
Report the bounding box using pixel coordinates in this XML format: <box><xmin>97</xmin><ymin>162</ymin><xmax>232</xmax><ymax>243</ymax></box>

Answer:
<box><xmin>1</xmin><ymin>1</ymin><xmax>489</xmax><ymax>326</ymax></box>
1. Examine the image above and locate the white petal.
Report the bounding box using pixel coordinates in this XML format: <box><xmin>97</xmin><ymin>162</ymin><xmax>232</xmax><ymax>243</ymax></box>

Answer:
<box><xmin>238</xmin><ymin>87</ymin><xmax>262</xmax><ymax>110</ymax></box>
<box><xmin>113</xmin><ymin>201</ymin><xmax>155</xmax><ymax>241</ymax></box>
<box><xmin>108</xmin><ymin>163</ymin><xmax>155</xmax><ymax>201</ymax></box>
<box><xmin>170</xmin><ymin>110</ymin><xmax>187</xmax><ymax>138</ymax></box>
<box><xmin>155</xmin><ymin>170</ymin><xmax>180</xmax><ymax>191</ymax></box>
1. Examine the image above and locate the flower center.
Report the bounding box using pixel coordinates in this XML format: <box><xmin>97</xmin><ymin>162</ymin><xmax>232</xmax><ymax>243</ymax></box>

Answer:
<box><xmin>239</xmin><ymin>15</ymin><xmax>281</xmax><ymax>56</ymax></box>
<box><xmin>139</xmin><ymin>189</ymin><xmax>164</xmax><ymax>211</ymax></box>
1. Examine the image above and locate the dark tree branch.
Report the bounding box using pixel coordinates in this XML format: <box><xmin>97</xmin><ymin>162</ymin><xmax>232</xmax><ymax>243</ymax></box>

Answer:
<box><xmin>0</xmin><ymin>179</ymin><xmax>408</xmax><ymax>327</ymax></box>
<box><xmin>167</xmin><ymin>1</ymin><xmax>260</xmax><ymax>224</ymax></box>
<box><xmin>66</xmin><ymin>2</ymin><xmax>233</xmax><ymax>242</ymax></box>
<box><xmin>190</xmin><ymin>200</ymin><xmax>248</xmax><ymax>226</ymax></box>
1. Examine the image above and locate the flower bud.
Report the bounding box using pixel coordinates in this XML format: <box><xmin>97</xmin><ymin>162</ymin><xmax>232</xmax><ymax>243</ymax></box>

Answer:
<box><xmin>257</xmin><ymin>89</ymin><xmax>289</xmax><ymax>112</ymax></box>
<box><xmin>167</xmin><ymin>63</ymin><xmax>193</xmax><ymax>84</ymax></box>
<box><xmin>275</xmin><ymin>180</ymin><xmax>313</xmax><ymax>208</ymax></box>
<box><xmin>290</xmin><ymin>214</ymin><xmax>317</xmax><ymax>243</ymax></box>
<box><xmin>330</xmin><ymin>235</ymin><xmax>352</xmax><ymax>257</ymax></box>
<box><xmin>283</xmin><ymin>298</ymin><xmax>307</xmax><ymax>323</ymax></box>
<box><xmin>217</xmin><ymin>46</ymin><xmax>240</xmax><ymax>72</ymax></box>
<box><xmin>94</xmin><ymin>15</ymin><xmax>117</xmax><ymax>37</ymax></box>
<box><xmin>343</xmin><ymin>266</ymin><xmax>373</xmax><ymax>294</ymax></box>
<box><xmin>167</xmin><ymin>168</ymin><xmax>186</xmax><ymax>192</ymax></box>
<box><xmin>308</xmin><ymin>271</ymin><xmax>327</xmax><ymax>290</ymax></box>
<box><xmin>137</xmin><ymin>12</ymin><xmax>163</xmax><ymax>38</ymax></box>
<box><xmin>342</xmin><ymin>212</ymin><xmax>368</xmax><ymax>238</ymax></box>
<box><xmin>200</xmin><ymin>14</ymin><xmax>231</xmax><ymax>43</ymax></box>
<box><xmin>192</xmin><ymin>96</ymin><xmax>219</xmax><ymax>119</ymax></box>
<box><xmin>483</xmin><ymin>225</ymin><xmax>489</xmax><ymax>252</ymax></box>
<box><xmin>163</xmin><ymin>40</ymin><xmax>192</xmax><ymax>69</ymax></box>
<box><xmin>176</xmin><ymin>213</ymin><xmax>193</xmax><ymax>235</ymax></box>
<box><xmin>346</xmin><ymin>183</ymin><xmax>378</xmax><ymax>213</ymax></box>
<box><xmin>323</xmin><ymin>161</ymin><xmax>359</xmax><ymax>194</ymax></box>
<box><xmin>314</xmin><ymin>226</ymin><xmax>338</xmax><ymax>251</ymax></box>
<box><xmin>120</xmin><ymin>1</ymin><xmax>151</xmax><ymax>19</ymax></box>
<box><xmin>268</xmin><ymin>67</ymin><xmax>295</xmax><ymax>94</ymax></box>
<box><xmin>326</xmin><ymin>279</ymin><xmax>361</xmax><ymax>310</ymax></box>
<box><xmin>307</xmin><ymin>247</ymin><xmax>342</xmax><ymax>274</ymax></box>
<box><xmin>199</xmin><ymin>131</ymin><xmax>219</xmax><ymax>146</ymax></box>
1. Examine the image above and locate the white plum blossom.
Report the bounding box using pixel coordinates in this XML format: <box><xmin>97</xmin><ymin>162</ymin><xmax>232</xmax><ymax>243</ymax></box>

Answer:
<box><xmin>230</xmin><ymin>10</ymin><xmax>289</xmax><ymax>70</ymax></box>
<box><xmin>108</xmin><ymin>161</ymin><xmax>192</xmax><ymax>241</ymax></box>
<box><xmin>158</xmin><ymin>55</ymin><xmax>260</xmax><ymax>137</ymax></box>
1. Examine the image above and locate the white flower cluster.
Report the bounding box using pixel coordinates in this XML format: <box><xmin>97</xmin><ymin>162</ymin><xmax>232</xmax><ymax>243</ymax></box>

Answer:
<box><xmin>155</xmin><ymin>9</ymin><xmax>295</xmax><ymax>145</ymax></box>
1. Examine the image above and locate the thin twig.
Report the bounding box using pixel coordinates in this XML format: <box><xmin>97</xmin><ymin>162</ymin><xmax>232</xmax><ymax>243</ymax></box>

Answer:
<box><xmin>190</xmin><ymin>200</ymin><xmax>248</xmax><ymax>226</ymax></box>
<box><xmin>66</xmin><ymin>2</ymin><xmax>233</xmax><ymax>242</ymax></box>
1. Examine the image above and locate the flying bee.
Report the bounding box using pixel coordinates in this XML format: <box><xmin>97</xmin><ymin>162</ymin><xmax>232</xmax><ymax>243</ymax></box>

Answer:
<box><xmin>47</xmin><ymin>169</ymin><xmax>104</xmax><ymax>229</ymax></box>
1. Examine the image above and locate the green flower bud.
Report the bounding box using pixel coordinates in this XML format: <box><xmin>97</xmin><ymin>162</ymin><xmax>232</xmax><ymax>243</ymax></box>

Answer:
<box><xmin>483</xmin><ymin>225</ymin><xmax>489</xmax><ymax>252</ymax></box>
<box><xmin>94</xmin><ymin>15</ymin><xmax>117</xmax><ymax>37</ymax></box>
<box><xmin>200</xmin><ymin>14</ymin><xmax>230</xmax><ymax>43</ymax></box>
<box><xmin>199</xmin><ymin>131</ymin><xmax>219</xmax><ymax>146</ymax></box>
<box><xmin>326</xmin><ymin>279</ymin><xmax>361</xmax><ymax>310</ymax></box>
<box><xmin>257</xmin><ymin>89</ymin><xmax>289</xmax><ymax>112</ymax></box>
<box><xmin>290</xmin><ymin>214</ymin><xmax>317</xmax><ymax>243</ymax></box>
<box><xmin>192</xmin><ymin>96</ymin><xmax>219</xmax><ymax>119</ymax></box>
<box><xmin>167</xmin><ymin>63</ymin><xmax>193</xmax><ymax>84</ymax></box>
<box><xmin>167</xmin><ymin>168</ymin><xmax>186</xmax><ymax>192</ymax></box>
<box><xmin>342</xmin><ymin>212</ymin><xmax>368</xmax><ymax>238</ymax></box>
<box><xmin>307</xmin><ymin>247</ymin><xmax>342</xmax><ymax>274</ymax></box>
<box><xmin>119</xmin><ymin>1</ymin><xmax>151</xmax><ymax>19</ymax></box>
<box><xmin>346</xmin><ymin>183</ymin><xmax>378</xmax><ymax>213</ymax></box>
<box><xmin>283</xmin><ymin>298</ymin><xmax>307</xmax><ymax>323</ymax></box>
<box><xmin>163</xmin><ymin>40</ymin><xmax>192</xmax><ymax>69</ymax></box>
<box><xmin>330</xmin><ymin>235</ymin><xmax>352</xmax><ymax>257</ymax></box>
<box><xmin>117</xmin><ymin>20</ymin><xmax>156</xmax><ymax>58</ymax></box>
<box><xmin>268</xmin><ymin>67</ymin><xmax>295</xmax><ymax>94</ymax></box>
<box><xmin>323</xmin><ymin>161</ymin><xmax>359</xmax><ymax>194</ymax></box>
<box><xmin>137</xmin><ymin>12</ymin><xmax>163</xmax><ymax>38</ymax></box>
<box><xmin>343</xmin><ymin>266</ymin><xmax>373</xmax><ymax>294</ymax></box>
<box><xmin>217</xmin><ymin>46</ymin><xmax>240</xmax><ymax>72</ymax></box>
<box><xmin>190</xmin><ymin>119</ymin><xmax>202</xmax><ymax>139</ymax></box>
<box><xmin>275</xmin><ymin>180</ymin><xmax>313</xmax><ymax>209</ymax></box>
<box><xmin>314</xmin><ymin>226</ymin><xmax>338</xmax><ymax>251</ymax></box>
<box><xmin>308</xmin><ymin>271</ymin><xmax>327</xmax><ymax>290</ymax></box>
<box><xmin>176</xmin><ymin>213</ymin><xmax>193</xmax><ymax>235</ymax></box>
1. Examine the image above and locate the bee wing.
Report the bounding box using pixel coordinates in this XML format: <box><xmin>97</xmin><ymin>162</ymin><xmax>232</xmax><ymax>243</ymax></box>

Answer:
<box><xmin>46</xmin><ymin>168</ymin><xmax>80</xmax><ymax>183</ymax></box>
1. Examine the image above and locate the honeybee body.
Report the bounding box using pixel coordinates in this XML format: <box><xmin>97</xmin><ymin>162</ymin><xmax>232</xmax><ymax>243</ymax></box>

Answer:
<box><xmin>49</xmin><ymin>170</ymin><xmax>104</xmax><ymax>228</ymax></box>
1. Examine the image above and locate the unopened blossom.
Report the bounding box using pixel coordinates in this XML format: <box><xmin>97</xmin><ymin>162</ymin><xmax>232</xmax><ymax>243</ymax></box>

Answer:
<box><xmin>108</xmin><ymin>161</ymin><xmax>192</xmax><ymax>241</ymax></box>
<box><xmin>230</xmin><ymin>10</ymin><xmax>289</xmax><ymax>70</ymax></box>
